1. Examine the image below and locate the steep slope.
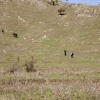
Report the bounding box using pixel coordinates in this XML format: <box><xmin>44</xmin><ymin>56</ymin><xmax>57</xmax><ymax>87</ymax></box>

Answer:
<box><xmin>0</xmin><ymin>0</ymin><xmax>100</xmax><ymax>99</ymax></box>
<box><xmin>0</xmin><ymin>0</ymin><xmax>100</xmax><ymax>68</ymax></box>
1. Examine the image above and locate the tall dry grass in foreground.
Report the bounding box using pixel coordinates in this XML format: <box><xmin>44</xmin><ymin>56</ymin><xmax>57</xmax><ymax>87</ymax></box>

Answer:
<box><xmin>0</xmin><ymin>66</ymin><xmax>100</xmax><ymax>100</ymax></box>
<box><xmin>0</xmin><ymin>0</ymin><xmax>100</xmax><ymax>99</ymax></box>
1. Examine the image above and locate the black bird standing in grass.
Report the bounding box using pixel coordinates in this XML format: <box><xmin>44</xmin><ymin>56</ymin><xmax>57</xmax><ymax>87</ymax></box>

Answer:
<box><xmin>64</xmin><ymin>50</ymin><xmax>67</xmax><ymax>56</ymax></box>
<box><xmin>2</xmin><ymin>29</ymin><xmax>4</xmax><ymax>34</ymax></box>
<box><xmin>71</xmin><ymin>52</ymin><xmax>74</xmax><ymax>58</ymax></box>
<box><xmin>12</xmin><ymin>33</ymin><xmax>18</xmax><ymax>38</ymax></box>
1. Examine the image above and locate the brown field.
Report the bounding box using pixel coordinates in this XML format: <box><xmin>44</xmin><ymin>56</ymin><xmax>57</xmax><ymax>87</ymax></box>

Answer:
<box><xmin>0</xmin><ymin>0</ymin><xmax>100</xmax><ymax>99</ymax></box>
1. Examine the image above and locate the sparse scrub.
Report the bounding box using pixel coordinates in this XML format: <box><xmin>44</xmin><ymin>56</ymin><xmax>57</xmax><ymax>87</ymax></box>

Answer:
<box><xmin>17</xmin><ymin>56</ymin><xmax>20</xmax><ymax>62</ymax></box>
<box><xmin>0</xmin><ymin>0</ymin><xmax>100</xmax><ymax>99</ymax></box>
<box><xmin>58</xmin><ymin>8</ymin><xmax>65</xmax><ymax>15</ymax></box>
<box><xmin>9</xmin><ymin>67</ymin><xmax>16</xmax><ymax>73</ymax></box>
<box><xmin>48</xmin><ymin>0</ymin><xmax>56</xmax><ymax>6</ymax></box>
<box><xmin>7</xmin><ymin>56</ymin><xmax>21</xmax><ymax>73</ymax></box>
<box><xmin>48</xmin><ymin>0</ymin><xmax>58</xmax><ymax>5</ymax></box>
<box><xmin>25</xmin><ymin>56</ymin><xmax>36</xmax><ymax>72</ymax></box>
<box><xmin>9</xmin><ymin>62</ymin><xmax>20</xmax><ymax>73</ymax></box>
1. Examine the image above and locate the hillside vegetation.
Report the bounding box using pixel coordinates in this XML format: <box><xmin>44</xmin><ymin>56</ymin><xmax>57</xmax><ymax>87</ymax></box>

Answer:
<box><xmin>0</xmin><ymin>0</ymin><xmax>100</xmax><ymax>99</ymax></box>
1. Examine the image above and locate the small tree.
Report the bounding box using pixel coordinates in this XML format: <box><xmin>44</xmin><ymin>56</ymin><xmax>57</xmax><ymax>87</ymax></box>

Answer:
<box><xmin>58</xmin><ymin>8</ymin><xmax>65</xmax><ymax>15</ymax></box>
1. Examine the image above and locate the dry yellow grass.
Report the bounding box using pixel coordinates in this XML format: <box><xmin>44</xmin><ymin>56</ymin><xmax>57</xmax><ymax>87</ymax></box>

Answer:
<box><xmin>0</xmin><ymin>0</ymin><xmax>100</xmax><ymax>99</ymax></box>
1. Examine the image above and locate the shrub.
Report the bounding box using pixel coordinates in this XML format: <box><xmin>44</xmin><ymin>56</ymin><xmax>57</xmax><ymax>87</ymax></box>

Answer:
<box><xmin>25</xmin><ymin>56</ymin><xmax>36</xmax><ymax>72</ymax></box>
<box><xmin>9</xmin><ymin>67</ymin><xmax>15</xmax><ymax>73</ymax></box>
<box><xmin>48</xmin><ymin>0</ymin><xmax>55</xmax><ymax>6</ymax></box>
<box><xmin>9</xmin><ymin>65</ymin><xmax>18</xmax><ymax>73</ymax></box>
<box><xmin>58</xmin><ymin>8</ymin><xmax>65</xmax><ymax>15</ymax></box>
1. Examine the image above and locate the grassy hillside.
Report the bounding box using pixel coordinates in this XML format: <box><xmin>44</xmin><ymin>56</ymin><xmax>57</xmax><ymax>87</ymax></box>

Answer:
<box><xmin>0</xmin><ymin>0</ymin><xmax>100</xmax><ymax>99</ymax></box>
